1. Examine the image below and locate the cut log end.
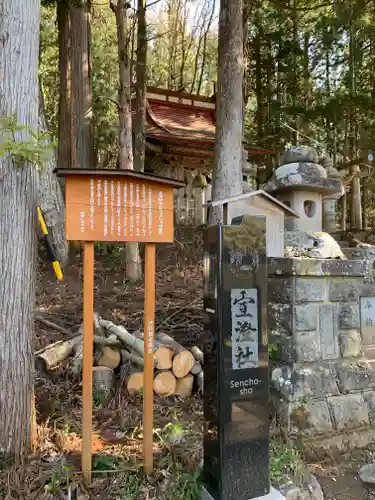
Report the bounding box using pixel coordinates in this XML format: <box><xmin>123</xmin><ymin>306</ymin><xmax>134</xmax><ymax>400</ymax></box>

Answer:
<box><xmin>190</xmin><ymin>361</ymin><xmax>202</xmax><ymax>375</ymax></box>
<box><xmin>153</xmin><ymin>371</ymin><xmax>177</xmax><ymax>397</ymax></box>
<box><xmin>127</xmin><ymin>372</ymin><xmax>144</xmax><ymax>396</ymax></box>
<box><xmin>172</xmin><ymin>351</ymin><xmax>195</xmax><ymax>378</ymax></box>
<box><xmin>97</xmin><ymin>346</ymin><xmax>121</xmax><ymax>369</ymax></box>
<box><xmin>155</xmin><ymin>347</ymin><xmax>174</xmax><ymax>370</ymax></box>
<box><xmin>175</xmin><ymin>375</ymin><xmax>194</xmax><ymax>398</ymax></box>
<box><xmin>191</xmin><ymin>346</ymin><xmax>203</xmax><ymax>364</ymax></box>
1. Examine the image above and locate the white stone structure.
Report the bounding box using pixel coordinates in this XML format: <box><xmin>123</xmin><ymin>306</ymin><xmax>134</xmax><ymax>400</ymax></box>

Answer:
<box><xmin>265</xmin><ymin>147</ymin><xmax>343</xmax><ymax>233</ymax></box>
<box><xmin>204</xmin><ymin>190</ymin><xmax>299</xmax><ymax>258</ymax></box>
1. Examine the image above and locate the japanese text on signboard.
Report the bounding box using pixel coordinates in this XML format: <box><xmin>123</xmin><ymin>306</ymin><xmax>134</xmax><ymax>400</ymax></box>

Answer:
<box><xmin>65</xmin><ymin>176</ymin><xmax>174</xmax><ymax>243</ymax></box>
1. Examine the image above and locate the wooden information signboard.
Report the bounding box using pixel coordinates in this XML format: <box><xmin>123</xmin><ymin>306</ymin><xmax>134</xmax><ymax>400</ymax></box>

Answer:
<box><xmin>56</xmin><ymin>169</ymin><xmax>184</xmax><ymax>483</ymax></box>
<box><xmin>63</xmin><ymin>169</ymin><xmax>176</xmax><ymax>243</ymax></box>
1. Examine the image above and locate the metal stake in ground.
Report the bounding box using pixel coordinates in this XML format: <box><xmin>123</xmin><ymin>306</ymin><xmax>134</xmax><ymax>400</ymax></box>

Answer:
<box><xmin>143</xmin><ymin>243</ymin><xmax>156</xmax><ymax>472</ymax></box>
<box><xmin>82</xmin><ymin>241</ymin><xmax>94</xmax><ymax>484</ymax></box>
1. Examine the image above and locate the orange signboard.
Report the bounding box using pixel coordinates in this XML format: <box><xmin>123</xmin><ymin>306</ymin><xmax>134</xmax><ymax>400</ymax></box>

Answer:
<box><xmin>57</xmin><ymin>170</ymin><xmax>184</xmax><ymax>243</ymax></box>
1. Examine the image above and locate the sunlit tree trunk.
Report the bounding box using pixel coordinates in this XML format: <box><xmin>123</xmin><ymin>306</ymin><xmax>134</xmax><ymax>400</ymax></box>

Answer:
<box><xmin>210</xmin><ymin>0</ymin><xmax>244</xmax><ymax>223</ymax></box>
<box><xmin>112</xmin><ymin>0</ymin><xmax>142</xmax><ymax>281</ymax></box>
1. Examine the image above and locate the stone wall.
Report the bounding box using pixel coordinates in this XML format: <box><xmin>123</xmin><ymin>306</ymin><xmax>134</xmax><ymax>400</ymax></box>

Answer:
<box><xmin>268</xmin><ymin>257</ymin><xmax>375</xmax><ymax>456</ymax></box>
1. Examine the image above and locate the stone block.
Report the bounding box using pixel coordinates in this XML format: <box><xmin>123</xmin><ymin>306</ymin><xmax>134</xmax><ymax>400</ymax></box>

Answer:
<box><xmin>290</xmin><ymin>399</ymin><xmax>333</xmax><ymax>436</ymax></box>
<box><xmin>321</xmin><ymin>260</ymin><xmax>367</xmax><ymax>277</ymax></box>
<box><xmin>318</xmin><ymin>305</ymin><xmax>340</xmax><ymax>360</ymax></box>
<box><xmin>269</xmin><ymin>278</ymin><xmax>294</xmax><ymax>303</ymax></box>
<box><xmin>359</xmin><ymin>463</ymin><xmax>375</xmax><ymax>486</ymax></box>
<box><xmin>328</xmin><ymin>394</ymin><xmax>369</xmax><ymax>430</ymax></box>
<box><xmin>281</xmin><ymin>475</ymin><xmax>324</xmax><ymax>500</ymax></box>
<box><xmin>294</xmin><ymin>304</ymin><xmax>318</xmax><ymax>331</ymax></box>
<box><xmin>269</xmin><ymin>333</ymin><xmax>294</xmax><ymax>363</ymax></box>
<box><xmin>338</xmin><ymin>330</ymin><xmax>362</xmax><ymax>358</ymax></box>
<box><xmin>284</xmin><ymin>487</ymin><xmax>301</xmax><ymax>500</ymax></box>
<box><xmin>337</xmin><ymin>360</ymin><xmax>375</xmax><ymax>393</ymax></box>
<box><xmin>338</xmin><ymin>303</ymin><xmax>360</xmax><ymax>329</ymax></box>
<box><xmin>328</xmin><ymin>279</ymin><xmax>360</xmax><ymax>302</ymax></box>
<box><xmin>272</xmin><ymin>364</ymin><xmax>339</xmax><ymax>401</ymax></box>
<box><xmin>289</xmin><ymin>260</ymin><xmax>324</xmax><ymax>277</ymax></box>
<box><xmin>362</xmin><ymin>390</ymin><xmax>375</xmax><ymax>425</ymax></box>
<box><xmin>295</xmin><ymin>331</ymin><xmax>320</xmax><ymax>362</ymax></box>
<box><xmin>269</xmin><ymin>303</ymin><xmax>293</xmax><ymax>333</ymax></box>
<box><xmin>295</xmin><ymin>279</ymin><xmax>326</xmax><ymax>303</ymax></box>
<box><xmin>364</xmin><ymin>347</ymin><xmax>375</xmax><ymax>369</ymax></box>
<box><xmin>361</xmin><ymin>283</ymin><xmax>375</xmax><ymax>296</ymax></box>
<box><xmin>303</xmin><ymin>428</ymin><xmax>375</xmax><ymax>460</ymax></box>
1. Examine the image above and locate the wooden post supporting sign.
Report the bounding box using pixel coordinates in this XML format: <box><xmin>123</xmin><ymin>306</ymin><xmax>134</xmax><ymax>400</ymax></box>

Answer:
<box><xmin>143</xmin><ymin>242</ymin><xmax>156</xmax><ymax>473</ymax></box>
<box><xmin>82</xmin><ymin>241</ymin><xmax>94</xmax><ymax>484</ymax></box>
<box><xmin>56</xmin><ymin>169</ymin><xmax>183</xmax><ymax>483</ymax></box>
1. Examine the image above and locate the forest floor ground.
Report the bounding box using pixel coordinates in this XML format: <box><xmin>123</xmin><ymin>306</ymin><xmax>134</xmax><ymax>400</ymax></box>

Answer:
<box><xmin>1</xmin><ymin>227</ymin><xmax>375</xmax><ymax>498</ymax></box>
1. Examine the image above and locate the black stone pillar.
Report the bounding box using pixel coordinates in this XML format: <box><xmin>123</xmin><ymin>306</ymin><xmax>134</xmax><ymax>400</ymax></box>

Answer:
<box><xmin>202</xmin><ymin>216</ymin><xmax>269</xmax><ymax>500</ymax></box>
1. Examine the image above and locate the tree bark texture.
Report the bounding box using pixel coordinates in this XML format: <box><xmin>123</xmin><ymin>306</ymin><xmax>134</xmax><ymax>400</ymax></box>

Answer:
<box><xmin>348</xmin><ymin>8</ymin><xmax>362</xmax><ymax>229</ymax></box>
<box><xmin>211</xmin><ymin>0</ymin><xmax>244</xmax><ymax>223</ymax></box>
<box><xmin>38</xmin><ymin>85</ymin><xmax>69</xmax><ymax>267</ymax></box>
<box><xmin>133</xmin><ymin>0</ymin><xmax>147</xmax><ymax>172</ymax></box>
<box><xmin>71</xmin><ymin>1</ymin><xmax>95</xmax><ymax>169</ymax></box>
<box><xmin>114</xmin><ymin>0</ymin><xmax>141</xmax><ymax>281</ymax></box>
<box><xmin>57</xmin><ymin>0</ymin><xmax>72</xmax><ymax>170</ymax></box>
<box><xmin>116</xmin><ymin>0</ymin><xmax>134</xmax><ymax>170</ymax></box>
<box><xmin>0</xmin><ymin>0</ymin><xmax>40</xmax><ymax>455</ymax></box>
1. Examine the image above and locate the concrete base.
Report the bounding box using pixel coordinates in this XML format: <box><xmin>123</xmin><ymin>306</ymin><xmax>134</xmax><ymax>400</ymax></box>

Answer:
<box><xmin>201</xmin><ymin>486</ymin><xmax>286</xmax><ymax>500</ymax></box>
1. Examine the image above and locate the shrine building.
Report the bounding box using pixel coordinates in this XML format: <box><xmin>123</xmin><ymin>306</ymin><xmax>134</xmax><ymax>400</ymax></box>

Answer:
<box><xmin>133</xmin><ymin>87</ymin><xmax>272</xmax><ymax>224</ymax></box>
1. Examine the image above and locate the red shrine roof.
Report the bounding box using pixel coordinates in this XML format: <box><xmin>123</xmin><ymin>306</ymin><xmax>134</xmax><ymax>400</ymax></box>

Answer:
<box><xmin>132</xmin><ymin>87</ymin><xmax>272</xmax><ymax>156</ymax></box>
<box><xmin>146</xmin><ymin>99</ymin><xmax>216</xmax><ymax>142</ymax></box>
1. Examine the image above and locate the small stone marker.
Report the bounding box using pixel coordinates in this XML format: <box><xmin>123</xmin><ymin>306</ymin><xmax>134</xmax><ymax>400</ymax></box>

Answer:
<box><xmin>360</xmin><ymin>297</ymin><xmax>375</xmax><ymax>345</ymax></box>
<box><xmin>202</xmin><ymin>215</ymin><xmax>272</xmax><ymax>500</ymax></box>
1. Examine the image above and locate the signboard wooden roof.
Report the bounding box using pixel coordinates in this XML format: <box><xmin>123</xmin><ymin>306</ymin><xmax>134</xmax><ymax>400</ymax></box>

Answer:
<box><xmin>56</xmin><ymin>169</ymin><xmax>184</xmax><ymax>243</ymax></box>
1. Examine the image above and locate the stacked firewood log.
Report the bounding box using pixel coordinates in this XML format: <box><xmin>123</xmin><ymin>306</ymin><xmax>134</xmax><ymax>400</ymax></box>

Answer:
<box><xmin>35</xmin><ymin>315</ymin><xmax>203</xmax><ymax>399</ymax></box>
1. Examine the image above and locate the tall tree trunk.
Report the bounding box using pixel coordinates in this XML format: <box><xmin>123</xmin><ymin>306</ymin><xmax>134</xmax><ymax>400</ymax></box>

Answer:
<box><xmin>71</xmin><ymin>0</ymin><xmax>94</xmax><ymax>169</ymax></box>
<box><xmin>197</xmin><ymin>1</ymin><xmax>216</xmax><ymax>95</ymax></box>
<box><xmin>57</xmin><ymin>0</ymin><xmax>72</xmax><ymax>169</ymax></box>
<box><xmin>115</xmin><ymin>0</ymin><xmax>133</xmax><ymax>169</ymax></box>
<box><xmin>38</xmin><ymin>85</ymin><xmax>69</xmax><ymax>267</ymax></box>
<box><xmin>134</xmin><ymin>0</ymin><xmax>147</xmax><ymax>173</ymax></box>
<box><xmin>167</xmin><ymin>0</ymin><xmax>180</xmax><ymax>89</ymax></box>
<box><xmin>348</xmin><ymin>12</ymin><xmax>362</xmax><ymax>229</ymax></box>
<box><xmin>211</xmin><ymin>0</ymin><xmax>244</xmax><ymax>223</ymax></box>
<box><xmin>291</xmin><ymin>0</ymin><xmax>298</xmax><ymax>143</ymax></box>
<box><xmin>113</xmin><ymin>0</ymin><xmax>142</xmax><ymax>281</ymax></box>
<box><xmin>0</xmin><ymin>0</ymin><xmax>40</xmax><ymax>455</ymax></box>
<box><xmin>255</xmin><ymin>30</ymin><xmax>262</xmax><ymax>147</ymax></box>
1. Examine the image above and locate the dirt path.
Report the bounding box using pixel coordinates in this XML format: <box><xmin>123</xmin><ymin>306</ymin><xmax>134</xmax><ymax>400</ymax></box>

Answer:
<box><xmin>310</xmin><ymin>449</ymin><xmax>375</xmax><ymax>500</ymax></box>
<box><xmin>318</xmin><ymin>472</ymin><xmax>370</xmax><ymax>499</ymax></box>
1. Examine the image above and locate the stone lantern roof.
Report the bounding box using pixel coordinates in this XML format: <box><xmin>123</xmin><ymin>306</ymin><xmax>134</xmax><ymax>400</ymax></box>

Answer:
<box><xmin>265</xmin><ymin>146</ymin><xmax>343</xmax><ymax>196</ymax></box>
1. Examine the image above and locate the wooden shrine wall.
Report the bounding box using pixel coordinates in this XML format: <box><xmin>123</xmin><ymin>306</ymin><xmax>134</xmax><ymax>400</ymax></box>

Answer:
<box><xmin>146</xmin><ymin>155</ymin><xmax>212</xmax><ymax>225</ymax></box>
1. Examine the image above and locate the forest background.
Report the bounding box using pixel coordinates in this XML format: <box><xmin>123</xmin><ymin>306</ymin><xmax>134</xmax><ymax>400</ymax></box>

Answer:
<box><xmin>40</xmin><ymin>0</ymin><xmax>375</xmax><ymax>226</ymax></box>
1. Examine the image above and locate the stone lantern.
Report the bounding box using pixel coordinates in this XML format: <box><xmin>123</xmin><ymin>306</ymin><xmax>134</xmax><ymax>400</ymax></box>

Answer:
<box><xmin>265</xmin><ymin>146</ymin><xmax>343</xmax><ymax>232</ymax></box>
<box><xmin>321</xmin><ymin>155</ymin><xmax>345</xmax><ymax>233</ymax></box>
